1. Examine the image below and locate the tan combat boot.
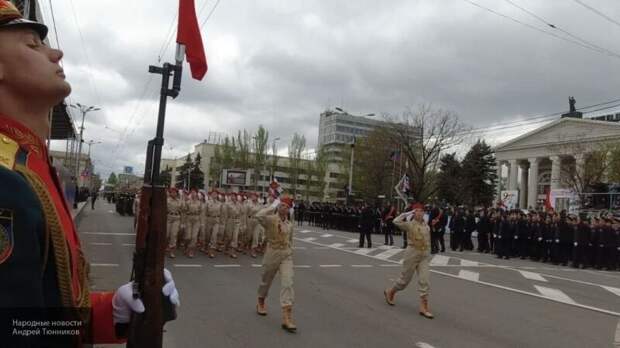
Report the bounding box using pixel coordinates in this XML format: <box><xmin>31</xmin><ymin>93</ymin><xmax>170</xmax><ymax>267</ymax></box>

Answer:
<box><xmin>419</xmin><ymin>295</ymin><xmax>434</xmax><ymax>319</ymax></box>
<box><xmin>168</xmin><ymin>247</ymin><xmax>176</xmax><ymax>259</ymax></box>
<box><xmin>256</xmin><ymin>297</ymin><xmax>267</xmax><ymax>316</ymax></box>
<box><xmin>384</xmin><ymin>288</ymin><xmax>396</xmax><ymax>306</ymax></box>
<box><xmin>187</xmin><ymin>247</ymin><xmax>195</xmax><ymax>258</ymax></box>
<box><xmin>207</xmin><ymin>248</ymin><xmax>216</xmax><ymax>258</ymax></box>
<box><xmin>281</xmin><ymin>305</ymin><xmax>297</xmax><ymax>333</ymax></box>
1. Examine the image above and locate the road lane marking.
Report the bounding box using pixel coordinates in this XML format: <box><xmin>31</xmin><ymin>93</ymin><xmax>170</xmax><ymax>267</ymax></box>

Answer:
<box><xmin>375</xmin><ymin>248</ymin><xmax>403</xmax><ymax>260</ymax></box>
<box><xmin>379</xmin><ymin>264</ymin><xmax>400</xmax><ymax>267</ymax></box>
<box><xmin>294</xmin><ymin>265</ymin><xmax>311</xmax><ymax>268</ymax></box>
<box><xmin>251</xmin><ymin>264</ymin><xmax>262</xmax><ymax>268</ymax></box>
<box><xmin>460</xmin><ymin>260</ymin><xmax>479</xmax><ymax>267</ymax></box>
<box><xmin>430</xmin><ymin>255</ymin><xmax>450</xmax><ymax>266</ymax></box>
<box><xmin>354</xmin><ymin>248</ymin><xmax>377</xmax><ymax>255</ymax></box>
<box><xmin>295</xmin><ymin>236</ymin><xmax>620</xmax><ymax>317</ymax></box>
<box><xmin>174</xmin><ymin>264</ymin><xmax>203</xmax><ymax>268</ymax></box>
<box><xmin>108</xmin><ymin>210</ymin><xmax>114</xmax><ymax>213</ymax></box>
<box><xmin>82</xmin><ymin>232</ymin><xmax>136</xmax><ymax>236</ymax></box>
<box><xmin>328</xmin><ymin>243</ymin><xmax>346</xmax><ymax>248</ymax></box>
<box><xmin>518</xmin><ymin>270</ymin><xmax>547</xmax><ymax>282</ymax></box>
<box><xmin>299</xmin><ymin>230</ymin><xmax>312</xmax><ymax>233</ymax></box>
<box><xmin>458</xmin><ymin>270</ymin><xmax>480</xmax><ymax>281</ymax></box>
<box><xmin>415</xmin><ymin>342</ymin><xmax>436</xmax><ymax>348</ymax></box>
<box><xmin>214</xmin><ymin>264</ymin><xmax>241</xmax><ymax>268</ymax></box>
<box><xmin>320</xmin><ymin>234</ymin><xmax>333</xmax><ymax>238</ymax></box>
<box><xmin>602</xmin><ymin>286</ymin><xmax>620</xmax><ymax>297</ymax></box>
<box><xmin>534</xmin><ymin>285</ymin><xmax>576</xmax><ymax>304</ymax></box>
<box><xmin>614</xmin><ymin>319</ymin><xmax>620</xmax><ymax>347</ymax></box>
<box><xmin>319</xmin><ymin>265</ymin><xmax>342</xmax><ymax>268</ymax></box>
<box><xmin>91</xmin><ymin>263</ymin><xmax>119</xmax><ymax>267</ymax></box>
<box><xmin>122</xmin><ymin>243</ymin><xmax>135</xmax><ymax>247</ymax></box>
<box><xmin>292</xmin><ymin>246</ymin><xmax>307</xmax><ymax>250</ymax></box>
<box><xmin>89</xmin><ymin>242</ymin><xmax>112</xmax><ymax>246</ymax></box>
<box><xmin>347</xmin><ymin>239</ymin><xmax>359</xmax><ymax>243</ymax></box>
<box><xmin>351</xmin><ymin>265</ymin><xmax>373</xmax><ymax>268</ymax></box>
<box><xmin>302</xmin><ymin>237</ymin><xmax>317</xmax><ymax>242</ymax></box>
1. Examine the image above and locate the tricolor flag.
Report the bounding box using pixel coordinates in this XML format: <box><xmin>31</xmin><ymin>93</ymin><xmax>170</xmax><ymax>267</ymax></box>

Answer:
<box><xmin>394</xmin><ymin>173</ymin><xmax>411</xmax><ymax>203</ymax></box>
<box><xmin>177</xmin><ymin>0</ymin><xmax>208</xmax><ymax>80</ymax></box>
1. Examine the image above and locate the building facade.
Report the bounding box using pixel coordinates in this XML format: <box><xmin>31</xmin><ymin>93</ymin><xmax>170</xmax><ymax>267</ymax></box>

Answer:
<box><xmin>495</xmin><ymin>116</ymin><xmax>620</xmax><ymax>211</ymax></box>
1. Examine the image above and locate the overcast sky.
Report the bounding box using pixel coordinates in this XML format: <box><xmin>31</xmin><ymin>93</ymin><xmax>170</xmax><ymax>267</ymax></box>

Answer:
<box><xmin>44</xmin><ymin>0</ymin><xmax>620</xmax><ymax>179</ymax></box>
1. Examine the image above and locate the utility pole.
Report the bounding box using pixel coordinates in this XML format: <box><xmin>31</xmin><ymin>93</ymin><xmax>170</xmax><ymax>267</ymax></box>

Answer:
<box><xmin>69</xmin><ymin>103</ymin><xmax>101</xmax><ymax>208</ymax></box>
<box><xmin>348</xmin><ymin>137</ymin><xmax>355</xmax><ymax>205</ymax></box>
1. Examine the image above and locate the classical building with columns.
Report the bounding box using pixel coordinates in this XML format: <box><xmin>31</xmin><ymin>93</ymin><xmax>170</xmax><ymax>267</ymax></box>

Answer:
<box><xmin>494</xmin><ymin>116</ymin><xmax>620</xmax><ymax>210</ymax></box>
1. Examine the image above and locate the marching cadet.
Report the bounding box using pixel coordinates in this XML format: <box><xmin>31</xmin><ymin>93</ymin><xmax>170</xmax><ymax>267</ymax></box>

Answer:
<box><xmin>515</xmin><ymin>211</ymin><xmax>530</xmax><ymax>259</ymax></box>
<box><xmin>359</xmin><ymin>203</ymin><xmax>374</xmax><ymax>248</ymax></box>
<box><xmin>557</xmin><ymin>212</ymin><xmax>573</xmax><ymax>266</ymax></box>
<box><xmin>255</xmin><ymin>196</ymin><xmax>297</xmax><ymax>333</ymax></box>
<box><xmin>600</xmin><ymin>216</ymin><xmax>617</xmax><ymax>270</ymax></box>
<box><xmin>449</xmin><ymin>208</ymin><xmax>465</xmax><ymax>251</ymax></box>
<box><xmin>383</xmin><ymin>203</ymin><xmax>434</xmax><ymax>319</ymax></box>
<box><xmin>167</xmin><ymin>188</ymin><xmax>184</xmax><ymax>259</ymax></box>
<box><xmin>0</xmin><ymin>3</ymin><xmax>179</xmax><ymax>345</ymax></box>
<box><xmin>225</xmin><ymin>193</ymin><xmax>242</xmax><ymax>258</ymax></box>
<box><xmin>247</xmin><ymin>193</ymin><xmax>263</xmax><ymax>258</ymax></box>
<box><xmin>184</xmin><ymin>189</ymin><xmax>203</xmax><ymax>258</ymax></box>
<box><xmin>197</xmin><ymin>191</ymin><xmax>207</xmax><ymax>250</ymax></box>
<box><xmin>476</xmin><ymin>209</ymin><xmax>491</xmax><ymax>253</ymax></box>
<box><xmin>204</xmin><ymin>191</ymin><xmax>224</xmax><ymax>258</ymax></box>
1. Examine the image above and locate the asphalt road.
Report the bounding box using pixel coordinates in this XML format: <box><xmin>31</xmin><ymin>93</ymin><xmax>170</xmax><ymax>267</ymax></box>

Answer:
<box><xmin>80</xmin><ymin>200</ymin><xmax>620</xmax><ymax>348</ymax></box>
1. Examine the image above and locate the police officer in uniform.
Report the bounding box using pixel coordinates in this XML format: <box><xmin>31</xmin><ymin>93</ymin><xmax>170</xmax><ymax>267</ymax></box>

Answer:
<box><xmin>0</xmin><ymin>3</ymin><xmax>179</xmax><ymax>345</ymax></box>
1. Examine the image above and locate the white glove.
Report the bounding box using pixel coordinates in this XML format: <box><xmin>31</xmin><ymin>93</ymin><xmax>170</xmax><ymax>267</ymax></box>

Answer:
<box><xmin>555</xmin><ymin>239</ymin><xmax>560</xmax><ymax>243</ymax></box>
<box><xmin>514</xmin><ymin>236</ymin><xmax>518</xmax><ymax>240</ymax></box>
<box><xmin>112</xmin><ymin>268</ymin><xmax>180</xmax><ymax>325</ymax></box>
<box><xmin>574</xmin><ymin>242</ymin><xmax>578</xmax><ymax>247</ymax></box>
<box><xmin>270</xmin><ymin>199</ymin><xmax>280</xmax><ymax>210</ymax></box>
<box><xmin>538</xmin><ymin>237</ymin><xmax>542</xmax><ymax>241</ymax></box>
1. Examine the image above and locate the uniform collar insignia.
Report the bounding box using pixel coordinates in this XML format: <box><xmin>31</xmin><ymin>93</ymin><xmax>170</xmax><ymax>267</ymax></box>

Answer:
<box><xmin>0</xmin><ymin>115</ymin><xmax>46</xmax><ymax>159</ymax></box>
<box><xmin>0</xmin><ymin>209</ymin><xmax>14</xmax><ymax>264</ymax></box>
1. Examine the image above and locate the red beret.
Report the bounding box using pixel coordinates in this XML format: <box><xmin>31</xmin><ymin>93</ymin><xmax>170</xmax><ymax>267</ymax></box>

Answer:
<box><xmin>410</xmin><ymin>202</ymin><xmax>424</xmax><ymax>211</ymax></box>
<box><xmin>280</xmin><ymin>197</ymin><xmax>294</xmax><ymax>208</ymax></box>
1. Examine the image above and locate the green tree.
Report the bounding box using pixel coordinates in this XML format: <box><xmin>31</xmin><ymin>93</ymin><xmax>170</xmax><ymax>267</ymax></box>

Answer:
<box><xmin>236</xmin><ymin>129</ymin><xmax>252</xmax><ymax>170</ymax></box>
<box><xmin>209</xmin><ymin>145</ymin><xmax>223</xmax><ymax>188</ymax></box>
<box><xmin>437</xmin><ymin>153</ymin><xmax>463</xmax><ymax>205</ymax></box>
<box><xmin>190</xmin><ymin>153</ymin><xmax>205</xmax><ymax>189</ymax></box>
<box><xmin>160</xmin><ymin>166</ymin><xmax>172</xmax><ymax>188</ymax></box>
<box><xmin>107</xmin><ymin>172</ymin><xmax>118</xmax><ymax>186</ymax></box>
<box><xmin>175</xmin><ymin>153</ymin><xmax>193</xmax><ymax>189</ymax></box>
<box><xmin>288</xmin><ymin>133</ymin><xmax>306</xmax><ymax>195</ymax></box>
<box><xmin>351</xmin><ymin>129</ymin><xmax>393</xmax><ymax>202</ymax></box>
<box><xmin>461</xmin><ymin>140</ymin><xmax>497</xmax><ymax>207</ymax></box>
<box><xmin>253</xmin><ymin>125</ymin><xmax>269</xmax><ymax>191</ymax></box>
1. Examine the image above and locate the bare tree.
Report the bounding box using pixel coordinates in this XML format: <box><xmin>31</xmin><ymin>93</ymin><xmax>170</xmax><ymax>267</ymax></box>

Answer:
<box><xmin>549</xmin><ymin>139</ymin><xmax>620</xmax><ymax>208</ymax></box>
<box><xmin>380</xmin><ymin>104</ymin><xmax>469</xmax><ymax>202</ymax></box>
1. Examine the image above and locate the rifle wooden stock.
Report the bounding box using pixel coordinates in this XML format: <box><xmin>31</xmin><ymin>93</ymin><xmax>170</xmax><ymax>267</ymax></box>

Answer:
<box><xmin>127</xmin><ymin>185</ymin><xmax>169</xmax><ymax>347</ymax></box>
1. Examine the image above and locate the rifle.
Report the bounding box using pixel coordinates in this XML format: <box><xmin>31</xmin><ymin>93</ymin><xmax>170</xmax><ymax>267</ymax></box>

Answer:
<box><xmin>125</xmin><ymin>46</ymin><xmax>185</xmax><ymax>348</ymax></box>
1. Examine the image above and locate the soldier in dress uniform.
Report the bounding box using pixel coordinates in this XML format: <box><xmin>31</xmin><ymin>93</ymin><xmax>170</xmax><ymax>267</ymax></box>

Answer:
<box><xmin>530</xmin><ymin>212</ymin><xmax>544</xmax><ymax>261</ymax></box>
<box><xmin>0</xmin><ymin>3</ymin><xmax>179</xmax><ymax>345</ymax></box>
<box><xmin>476</xmin><ymin>209</ymin><xmax>491</xmax><ymax>253</ymax></box>
<box><xmin>247</xmin><ymin>193</ymin><xmax>263</xmax><ymax>258</ymax></box>
<box><xmin>383</xmin><ymin>203</ymin><xmax>434</xmax><ymax>319</ymax></box>
<box><xmin>572</xmin><ymin>214</ymin><xmax>591</xmax><ymax>268</ymax></box>
<box><xmin>255</xmin><ymin>196</ymin><xmax>297</xmax><ymax>333</ymax></box>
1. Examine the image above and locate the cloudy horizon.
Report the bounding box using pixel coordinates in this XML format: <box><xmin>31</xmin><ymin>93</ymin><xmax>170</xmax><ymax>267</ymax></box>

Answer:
<box><xmin>43</xmin><ymin>0</ymin><xmax>620</xmax><ymax>180</ymax></box>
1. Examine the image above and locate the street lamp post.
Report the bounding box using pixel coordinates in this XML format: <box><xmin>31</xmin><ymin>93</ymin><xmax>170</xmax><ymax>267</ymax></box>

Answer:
<box><xmin>70</xmin><ymin>103</ymin><xmax>101</xmax><ymax>208</ymax></box>
<box><xmin>271</xmin><ymin>137</ymin><xmax>280</xmax><ymax>179</ymax></box>
<box><xmin>334</xmin><ymin>107</ymin><xmax>375</xmax><ymax>204</ymax></box>
<box><xmin>85</xmin><ymin>140</ymin><xmax>101</xmax><ymax>191</ymax></box>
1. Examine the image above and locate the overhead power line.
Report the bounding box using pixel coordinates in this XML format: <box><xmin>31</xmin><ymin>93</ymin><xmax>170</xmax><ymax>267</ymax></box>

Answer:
<box><xmin>502</xmin><ymin>0</ymin><xmax>620</xmax><ymax>59</ymax></box>
<box><xmin>200</xmin><ymin>0</ymin><xmax>222</xmax><ymax>29</ymax></box>
<box><xmin>47</xmin><ymin>0</ymin><xmax>61</xmax><ymax>51</ymax></box>
<box><xmin>461</xmin><ymin>0</ymin><xmax>620</xmax><ymax>61</ymax></box>
<box><xmin>572</xmin><ymin>0</ymin><xmax>620</xmax><ymax>29</ymax></box>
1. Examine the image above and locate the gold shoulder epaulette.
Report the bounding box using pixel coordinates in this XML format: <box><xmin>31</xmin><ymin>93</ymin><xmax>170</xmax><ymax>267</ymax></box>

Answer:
<box><xmin>0</xmin><ymin>133</ymin><xmax>19</xmax><ymax>170</ymax></box>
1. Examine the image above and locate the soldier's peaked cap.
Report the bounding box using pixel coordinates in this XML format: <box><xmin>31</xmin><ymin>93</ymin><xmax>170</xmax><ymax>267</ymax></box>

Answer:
<box><xmin>0</xmin><ymin>1</ymin><xmax>47</xmax><ymax>39</ymax></box>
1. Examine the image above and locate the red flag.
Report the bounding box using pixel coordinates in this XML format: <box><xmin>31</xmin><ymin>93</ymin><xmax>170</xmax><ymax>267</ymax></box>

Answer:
<box><xmin>176</xmin><ymin>0</ymin><xmax>207</xmax><ymax>80</ymax></box>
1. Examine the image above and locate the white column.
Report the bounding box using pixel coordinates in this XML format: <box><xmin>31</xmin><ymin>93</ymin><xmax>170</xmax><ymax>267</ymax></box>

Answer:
<box><xmin>574</xmin><ymin>153</ymin><xmax>585</xmax><ymax>192</ymax></box>
<box><xmin>509</xmin><ymin>159</ymin><xmax>519</xmax><ymax>191</ymax></box>
<box><xmin>527</xmin><ymin>158</ymin><xmax>539</xmax><ymax>209</ymax></box>
<box><xmin>496</xmin><ymin>161</ymin><xmax>503</xmax><ymax>199</ymax></box>
<box><xmin>519</xmin><ymin>162</ymin><xmax>528</xmax><ymax>208</ymax></box>
<box><xmin>550</xmin><ymin>155</ymin><xmax>561</xmax><ymax>189</ymax></box>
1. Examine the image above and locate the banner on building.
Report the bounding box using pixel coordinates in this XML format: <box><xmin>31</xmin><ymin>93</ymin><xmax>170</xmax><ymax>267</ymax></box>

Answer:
<box><xmin>499</xmin><ymin>190</ymin><xmax>519</xmax><ymax>210</ymax></box>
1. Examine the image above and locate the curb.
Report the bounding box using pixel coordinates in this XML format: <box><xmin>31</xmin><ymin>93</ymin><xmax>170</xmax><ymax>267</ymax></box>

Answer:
<box><xmin>72</xmin><ymin>201</ymin><xmax>88</xmax><ymax>225</ymax></box>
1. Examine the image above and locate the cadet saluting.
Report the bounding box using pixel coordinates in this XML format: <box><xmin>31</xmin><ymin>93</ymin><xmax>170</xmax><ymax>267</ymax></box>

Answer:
<box><xmin>383</xmin><ymin>203</ymin><xmax>434</xmax><ymax>319</ymax></box>
<box><xmin>254</xmin><ymin>196</ymin><xmax>297</xmax><ymax>333</ymax></box>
